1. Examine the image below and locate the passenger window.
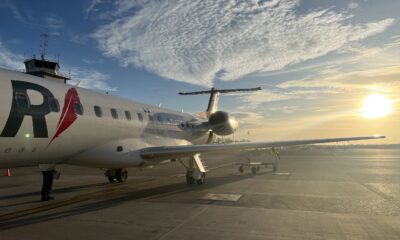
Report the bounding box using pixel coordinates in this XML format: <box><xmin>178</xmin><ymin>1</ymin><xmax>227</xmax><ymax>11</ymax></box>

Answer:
<box><xmin>148</xmin><ymin>115</ymin><xmax>154</xmax><ymax>121</ymax></box>
<box><xmin>125</xmin><ymin>111</ymin><xmax>131</xmax><ymax>120</ymax></box>
<box><xmin>48</xmin><ymin>97</ymin><xmax>60</xmax><ymax>112</ymax></box>
<box><xmin>74</xmin><ymin>103</ymin><xmax>84</xmax><ymax>115</ymax></box>
<box><xmin>137</xmin><ymin>113</ymin><xmax>143</xmax><ymax>122</ymax></box>
<box><xmin>157</xmin><ymin>116</ymin><xmax>163</xmax><ymax>122</ymax></box>
<box><xmin>110</xmin><ymin>108</ymin><xmax>118</xmax><ymax>119</ymax></box>
<box><xmin>94</xmin><ymin>106</ymin><xmax>102</xmax><ymax>118</ymax></box>
<box><xmin>15</xmin><ymin>93</ymin><xmax>30</xmax><ymax>108</ymax></box>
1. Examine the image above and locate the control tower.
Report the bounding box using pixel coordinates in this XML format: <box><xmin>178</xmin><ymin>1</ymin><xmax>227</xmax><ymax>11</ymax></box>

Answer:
<box><xmin>24</xmin><ymin>58</ymin><xmax>70</xmax><ymax>84</ymax></box>
<box><xmin>24</xmin><ymin>34</ymin><xmax>70</xmax><ymax>84</ymax></box>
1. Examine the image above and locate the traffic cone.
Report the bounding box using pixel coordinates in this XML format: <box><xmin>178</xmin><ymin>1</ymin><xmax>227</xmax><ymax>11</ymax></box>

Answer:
<box><xmin>5</xmin><ymin>169</ymin><xmax>11</xmax><ymax>177</ymax></box>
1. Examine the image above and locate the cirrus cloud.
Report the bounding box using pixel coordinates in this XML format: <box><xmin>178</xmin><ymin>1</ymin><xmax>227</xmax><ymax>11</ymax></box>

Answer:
<box><xmin>92</xmin><ymin>0</ymin><xmax>394</xmax><ymax>86</ymax></box>
<box><xmin>0</xmin><ymin>42</ymin><xmax>24</xmax><ymax>70</ymax></box>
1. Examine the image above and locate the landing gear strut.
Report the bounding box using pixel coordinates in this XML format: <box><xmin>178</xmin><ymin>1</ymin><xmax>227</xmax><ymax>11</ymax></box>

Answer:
<box><xmin>105</xmin><ymin>168</ymin><xmax>128</xmax><ymax>183</ymax></box>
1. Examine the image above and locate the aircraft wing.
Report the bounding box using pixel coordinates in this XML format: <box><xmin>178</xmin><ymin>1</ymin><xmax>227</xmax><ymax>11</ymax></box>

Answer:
<box><xmin>140</xmin><ymin>135</ymin><xmax>385</xmax><ymax>160</ymax></box>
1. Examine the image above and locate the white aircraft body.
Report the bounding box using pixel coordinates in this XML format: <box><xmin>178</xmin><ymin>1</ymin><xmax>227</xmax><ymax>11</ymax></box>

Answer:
<box><xmin>0</xmin><ymin>68</ymin><xmax>385</xmax><ymax>184</ymax></box>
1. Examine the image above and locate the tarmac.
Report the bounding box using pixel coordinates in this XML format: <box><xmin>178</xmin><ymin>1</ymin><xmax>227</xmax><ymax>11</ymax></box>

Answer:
<box><xmin>1</xmin><ymin>148</ymin><xmax>400</xmax><ymax>239</ymax></box>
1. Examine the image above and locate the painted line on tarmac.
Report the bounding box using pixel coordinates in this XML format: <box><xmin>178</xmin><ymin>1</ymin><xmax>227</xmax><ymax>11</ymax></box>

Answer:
<box><xmin>208</xmin><ymin>162</ymin><xmax>235</xmax><ymax>170</ymax></box>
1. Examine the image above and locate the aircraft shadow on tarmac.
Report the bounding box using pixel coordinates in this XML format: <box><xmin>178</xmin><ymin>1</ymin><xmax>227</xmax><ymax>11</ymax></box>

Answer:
<box><xmin>0</xmin><ymin>171</ymin><xmax>271</xmax><ymax>230</ymax></box>
<box><xmin>0</xmin><ymin>182</ymin><xmax>110</xmax><ymax>202</ymax></box>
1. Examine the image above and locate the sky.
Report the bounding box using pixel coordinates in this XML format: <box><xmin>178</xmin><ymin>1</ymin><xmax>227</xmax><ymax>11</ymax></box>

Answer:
<box><xmin>0</xmin><ymin>0</ymin><xmax>399</xmax><ymax>143</ymax></box>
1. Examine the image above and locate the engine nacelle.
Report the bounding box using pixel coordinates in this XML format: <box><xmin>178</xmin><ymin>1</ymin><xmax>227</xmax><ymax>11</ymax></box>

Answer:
<box><xmin>208</xmin><ymin>111</ymin><xmax>238</xmax><ymax>136</ymax></box>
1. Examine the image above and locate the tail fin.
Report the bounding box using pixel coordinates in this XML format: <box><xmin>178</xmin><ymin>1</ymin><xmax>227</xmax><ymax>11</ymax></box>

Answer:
<box><xmin>179</xmin><ymin>87</ymin><xmax>261</xmax><ymax>117</ymax></box>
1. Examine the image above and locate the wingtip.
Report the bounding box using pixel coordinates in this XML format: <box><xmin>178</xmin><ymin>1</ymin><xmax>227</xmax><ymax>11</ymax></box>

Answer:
<box><xmin>373</xmin><ymin>135</ymin><xmax>386</xmax><ymax>139</ymax></box>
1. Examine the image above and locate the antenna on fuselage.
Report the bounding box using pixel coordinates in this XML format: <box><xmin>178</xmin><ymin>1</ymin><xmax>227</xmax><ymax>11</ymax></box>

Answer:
<box><xmin>179</xmin><ymin>87</ymin><xmax>261</xmax><ymax>117</ymax></box>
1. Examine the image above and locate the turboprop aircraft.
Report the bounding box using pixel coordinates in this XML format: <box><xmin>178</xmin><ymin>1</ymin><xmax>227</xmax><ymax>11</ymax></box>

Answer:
<box><xmin>0</xmin><ymin>67</ymin><xmax>385</xmax><ymax>187</ymax></box>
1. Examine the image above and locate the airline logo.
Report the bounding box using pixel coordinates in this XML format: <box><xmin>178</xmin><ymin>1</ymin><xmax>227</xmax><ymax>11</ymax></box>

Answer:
<box><xmin>0</xmin><ymin>80</ymin><xmax>80</xmax><ymax>144</ymax></box>
<box><xmin>49</xmin><ymin>88</ymin><xmax>80</xmax><ymax>144</ymax></box>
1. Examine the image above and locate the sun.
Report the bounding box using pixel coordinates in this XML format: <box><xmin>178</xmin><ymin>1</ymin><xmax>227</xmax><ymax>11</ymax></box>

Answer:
<box><xmin>362</xmin><ymin>94</ymin><xmax>392</xmax><ymax>119</ymax></box>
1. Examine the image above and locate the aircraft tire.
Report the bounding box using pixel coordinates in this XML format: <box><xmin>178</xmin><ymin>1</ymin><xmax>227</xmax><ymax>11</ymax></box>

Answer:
<box><xmin>116</xmin><ymin>169</ymin><xmax>128</xmax><ymax>182</ymax></box>
<box><xmin>108</xmin><ymin>176</ymin><xmax>116</xmax><ymax>182</ymax></box>
<box><xmin>251</xmin><ymin>167</ymin><xmax>257</xmax><ymax>175</ymax></box>
<box><xmin>239</xmin><ymin>165</ymin><xmax>244</xmax><ymax>173</ymax></box>
<box><xmin>196</xmin><ymin>173</ymin><xmax>206</xmax><ymax>185</ymax></box>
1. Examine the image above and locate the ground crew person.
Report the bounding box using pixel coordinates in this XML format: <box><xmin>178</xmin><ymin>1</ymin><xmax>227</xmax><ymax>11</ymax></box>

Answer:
<box><xmin>38</xmin><ymin>164</ymin><xmax>58</xmax><ymax>201</ymax></box>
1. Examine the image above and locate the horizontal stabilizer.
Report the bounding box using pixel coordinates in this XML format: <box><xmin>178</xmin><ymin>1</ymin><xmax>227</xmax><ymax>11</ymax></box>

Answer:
<box><xmin>179</xmin><ymin>87</ymin><xmax>261</xmax><ymax>95</ymax></box>
<box><xmin>179</xmin><ymin>87</ymin><xmax>261</xmax><ymax>116</ymax></box>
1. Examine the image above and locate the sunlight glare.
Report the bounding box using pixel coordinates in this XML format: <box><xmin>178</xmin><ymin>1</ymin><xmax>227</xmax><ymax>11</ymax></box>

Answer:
<box><xmin>362</xmin><ymin>94</ymin><xmax>392</xmax><ymax>119</ymax></box>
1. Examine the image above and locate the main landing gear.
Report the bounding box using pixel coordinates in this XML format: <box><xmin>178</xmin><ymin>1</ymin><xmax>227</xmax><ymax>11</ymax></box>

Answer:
<box><xmin>186</xmin><ymin>170</ymin><xmax>206</xmax><ymax>185</ymax></box>
<box><xmin>105</xmin><ymin>168</ymin><xmax>128</xmax><ymax>183</ymax></box>
<box><xmin>180</xmin><ymin>154</ymin><xmax>208</xmax><ymax>185</ymax></box>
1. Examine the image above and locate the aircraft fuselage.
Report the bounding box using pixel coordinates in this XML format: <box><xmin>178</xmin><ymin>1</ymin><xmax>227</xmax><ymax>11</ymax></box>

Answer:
<box><xmin>0</xmin><ymin>69</ymin><xmax>210</xmax><ymax>169</ymax></box>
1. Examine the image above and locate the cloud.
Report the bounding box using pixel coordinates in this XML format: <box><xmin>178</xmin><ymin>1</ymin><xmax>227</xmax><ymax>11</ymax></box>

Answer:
<box><xmin>231</xmin><ymin>111</ymin><xmax>267</xmax><ymax>128</ymax></box>
<box><xmin>44</xmin><ymin>16</ymin><xmax>65</xmax><ymax>36</ymax></box>
<box><xmin>273</xmin><ymin>34</ymin><xmax>400</xmax><ymax>99</ymax></box>
<box><xmin>45</xmin><ymin>16</ymin><xmax>64</xmax><ymax>30</ymax></box>
<box><xmin>0</xmin><ymin>1</ymin><xmax>64</xmax><ymax>33</ymax></box>
<box><xmin>0</xmin><ymin>42</ymin><xmax>24</xmax><ymax>70</ymax></box>
<box><xmin>69</xmin><ymin>32</ymin><xmax>89</xmax><ymax>45</ymax></box>
<box><xmin>237</xmin><ymin>87</ymin><xmax>340</xmax><ymax>109</ymax></box>
<box><xmin>0</xmin><ymin>0</ymin><xmax>28</xmax><ymax>24</ymax></box>
<box><xmin>84</xmin><ymin>0</ymin><xmax>104</xmax><ymax>18</ymax></box>
<box><xmin>278</xmin><ymin>66</ymin><xmax>400</xmax><ymax>91</ymax></box>
<box><xmin>240</xmin><ymin>89</ymin><xmax>294</xmax><ymax>108</ymax></box>
<box><xmin>82</xmin><ymin>58</ymin><xmax>105</xmax><ymax>65</ymax></box>
<box><xmin>67</xmin><ymin>67</ymin><xmax>117</xmax><ymax>92</ymax></box>
<box><xmin>92</xmin><ymin>0</ymin><xmax>394</xmax><ymax>86</ymax></box>
<box><xmin>347</xmin><ymin>2</ymin><xmax>359</xmax><ymax>9</ymax></box>
<box><xmin>275</xmin><ymin>66</ymin><xmax>400</xmax><ymax>118</ymax></box>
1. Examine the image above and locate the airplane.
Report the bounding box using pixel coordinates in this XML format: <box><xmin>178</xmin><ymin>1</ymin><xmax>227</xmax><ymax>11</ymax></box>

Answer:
<box><xmin>0</xmin><ymin>66</ymin><xmax>385</xmax><ymax>190</ymax></box>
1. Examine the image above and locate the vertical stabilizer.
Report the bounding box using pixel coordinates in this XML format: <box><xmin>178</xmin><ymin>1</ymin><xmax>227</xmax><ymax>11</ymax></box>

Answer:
<box><xmin>206</xmin><ymin>88</ymin><xmax>219</xmax><ymax>116</ymax></box>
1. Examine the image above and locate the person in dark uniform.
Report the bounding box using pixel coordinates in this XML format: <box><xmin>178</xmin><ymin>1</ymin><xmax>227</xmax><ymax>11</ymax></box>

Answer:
<box><xmin>39</xmin><ymin>164</ymin><xmax>56</xmax><ymax>201</ymax></box>
<box><xmin>41</xmin><ymin>170</ymin><xmax>54</xmax><ymax>201</ymax></box>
